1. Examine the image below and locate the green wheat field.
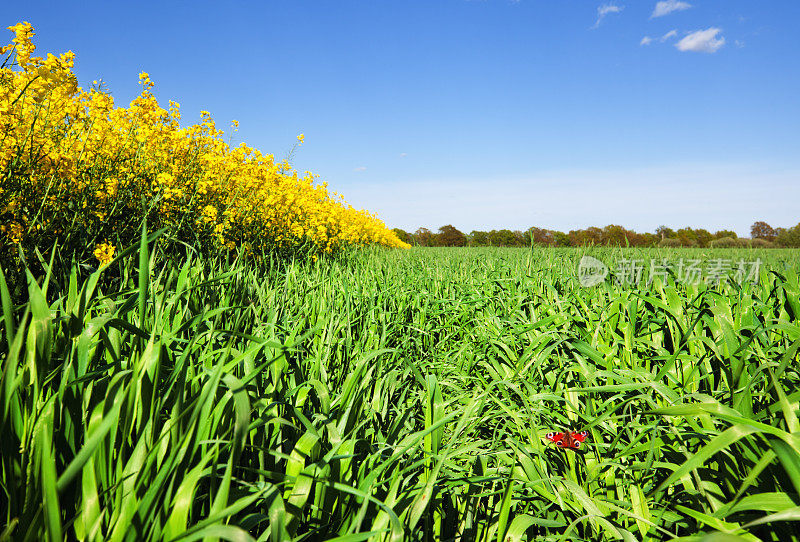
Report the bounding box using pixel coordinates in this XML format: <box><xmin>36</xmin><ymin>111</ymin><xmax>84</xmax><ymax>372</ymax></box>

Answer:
<box><xmin>2</xmin><ymin>239</ymin><xmax>799</xmax><ymax>541</ymax></box>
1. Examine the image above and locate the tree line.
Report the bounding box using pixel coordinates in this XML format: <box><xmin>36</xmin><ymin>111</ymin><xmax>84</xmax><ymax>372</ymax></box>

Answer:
<box><xmin>391</xmin><ymin>221</ymin><xmax>800</xmax><ymax>248</ymax></box>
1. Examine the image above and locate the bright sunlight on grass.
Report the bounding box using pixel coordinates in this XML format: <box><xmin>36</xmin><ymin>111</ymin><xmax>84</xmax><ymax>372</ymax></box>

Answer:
<box><xmin>2</xmin><ymin>16</ymin><xmax>800</xmax><ymax>542</ymax></box>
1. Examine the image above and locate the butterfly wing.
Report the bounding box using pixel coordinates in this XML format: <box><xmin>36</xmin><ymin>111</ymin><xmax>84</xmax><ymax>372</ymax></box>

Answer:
<box><xmin>564</xmin><ymin>431</ymin><xmax>589</xmax><ymax>449</ymax></box>
<box><xmin>545</xmin><ymin>432</ymin><xmax>567</xmax><ymax>446</ymax></box>
<box><xmin>547</xmin><ymin>431</ymin><xmax>589</xmax><ymax>449</ymax></box>
<box><xmin>571</xmin><ymin>431</ymin><xmax>588</xmax><ymax>443</ymax></box>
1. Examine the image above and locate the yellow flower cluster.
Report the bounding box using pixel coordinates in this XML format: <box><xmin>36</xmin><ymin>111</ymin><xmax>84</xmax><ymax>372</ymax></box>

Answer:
<box><xmin>0</xmin><ymin>221</ymin><xmax>23</xmax><ymax>244</ymax></box>
<box><xmin>0</xmin><ymin>22</ymin><xmax>409</xmax><ymax>264</ymax></box>
<box><xmin>93</xmin><ymin>242</ymin><xmax>115</xmax><ymax>266</ymax></box>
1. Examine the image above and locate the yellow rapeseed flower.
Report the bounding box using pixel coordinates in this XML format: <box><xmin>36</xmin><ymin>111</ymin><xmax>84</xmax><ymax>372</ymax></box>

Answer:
<box><xmin>1</xmin><ymin>222</ymin><xmax>24</xmax><ymax>244</ymax></box>
<box><xmin>0</xmin><ymin>21</ymin><xmax>411</xmax><ymax>265</ymax></box>
<box><xmin>200</xmin><ymin>204</ymin><xmax>217</xmax><ymax>223</ymax></box>
<box><xmin>93</xmin><ymin>242</ymin><xmax>115</xmax><ymax>266</ymax></box>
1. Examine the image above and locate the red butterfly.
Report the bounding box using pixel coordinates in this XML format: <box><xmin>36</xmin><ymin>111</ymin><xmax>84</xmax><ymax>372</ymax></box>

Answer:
<box><xmin>545</xmin><ymin>431</ymin><xmax>589</xmax><ymax>450</ymax></box>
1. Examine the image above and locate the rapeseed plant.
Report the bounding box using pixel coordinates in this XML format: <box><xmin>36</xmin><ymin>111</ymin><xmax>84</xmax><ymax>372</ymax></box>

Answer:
<box><xmin>0</xmin><ymin>21</ymin><xmax>409</xmax><ymax>281</ymax></box>
<box><xmin>92</xmin><ymin>241</ymin><xmax>115</xmax><ymax>266</ymax></box>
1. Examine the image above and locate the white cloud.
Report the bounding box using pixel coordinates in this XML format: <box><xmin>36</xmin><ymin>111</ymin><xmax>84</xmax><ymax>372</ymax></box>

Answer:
<box><xmin>676</xmin><ymin>28</ymin><xmax>725</xmax><ymax>53</ymax></box>
<box><xmin>354</xmin><ymin>166</ymin><xmax>367</xmax><ymax>172</ymax></box>
<box><xmin>641</xmin><ymin>30</ymin><xmax>676</xmax><ymax>48</ymax></box>
<box><xmin>593</xmin><ymin>3</ymin><xmax>623</xmax><ymax>28</ymax></box>
<box><xmin>651</xmin><ymin>0</ymin><xmax>691</xmax><ymax>18</ymax></box>
<box><xmin>735</xmin><ymin>39</ymin><xmax>745</xmax><ymax>48</ymax></box>
<box><xmin>399</xmin><ymin>153</ymin><xmax>408</xmax><ymax>158</ymax></box>
<box><xmin>598</xmin><ymin>3</ymin><xmax>622</xmax><ymax>17</ymax></box>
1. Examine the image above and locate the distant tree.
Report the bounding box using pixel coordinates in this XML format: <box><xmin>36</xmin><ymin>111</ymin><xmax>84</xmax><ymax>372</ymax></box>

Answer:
<box><xmin>751</xmin><ymin>221</ymin><xmax>776</xmax><ymax>242</ymax></box>
<box><xmin>392</xmin><ymin>228</ymin><xmax>412</xmax><ymax>245</ymax></box>
<box><xmin>552</xmin><ymin>231</ymin><xmax>570</xmax><ymax>246</ymax></box>
<box><xmin>639</xmin><ymin>233</ymin><xmax>659</xmax><ymax>247</ymax></box>
<box><xmin>585</xmin><ymin>227</ymin><xmax>603</xmax><ymax>245</ymax></box>
<box><xmin>567</xmin><ymin>227</ymin><xmax>602</xmax><ymax>246</ymax></box>
<box><xmin>488</xmin><ymin>229</ymin><xmax>517</xmax><ymax>246</ymax></box>
<box><xmin>709</xmin><ymin>236</ymin><xmax>740</xmax><ymax>248</ymax></box>
<box><xmin>413</xmin><ymin>227</ymin><xmax>434</xmax><ymax>247</ymax></box>
<box><xmin>437</xmin><ymin>225</ymin><xmax>466</xmax><ymax>247</ymax></box>
<box><xmin>527</xmin><ymin>227</ymin><xmax>555</xmax><ymax>246</ymax></box>
<box><xmin>694</xmin><ymin>228</ymin><xmax>713</xmax><ymax>248</ymax></box>
<box><xmin>676</xmin><ymin>227</ymin><xmax>698</xmax><ymax>247</ymax></box>
<box><xmin>404</xmin><ymin>222</ymin><xmax>784</xmax><ymax>248</ymax></box>
<box><xmin>469</xmin><ymin>230</ymin><xmax>489</xmax><ymax>246</ymax></box>
<box><xmin>656</xmin><ymin>225</ymin><xmax>675</xmax><ymax>240</ymax></box>
<box><xmin>567</xmin><ymin>230</ymin><xmax>586</xmax><ymax>246</ymax></box>
<box><xmin>602</xmin><ymin>224</ymin><xmax>630</xmax><ymax>246</ymax></box>
<box><xmin>776</xmin><ymin>223</ymin><xmax>800</xmax><ymax>247</ymax></box>
<box><xmin>626</xmin><ymin>231</ymin><xmax>645</xmax><ymax>247</ymax></box>
<box><xmin>501</xmin><ymin>229</ymin><xmax>518</xmax><ymax>246</ymax></box>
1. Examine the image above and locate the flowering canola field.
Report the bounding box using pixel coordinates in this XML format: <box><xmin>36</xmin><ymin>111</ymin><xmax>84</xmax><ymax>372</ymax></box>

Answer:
<box><xmin>0</xmin><ymin>22</ymin><xmax>408</xmax><ymax>271</ymax></box>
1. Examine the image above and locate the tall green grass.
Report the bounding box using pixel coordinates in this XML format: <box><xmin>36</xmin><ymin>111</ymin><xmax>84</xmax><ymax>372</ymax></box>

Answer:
<box><xmin>2</xmin><ymin>241</ymin><xmax>800</xmax><ymax>541</ymax></box>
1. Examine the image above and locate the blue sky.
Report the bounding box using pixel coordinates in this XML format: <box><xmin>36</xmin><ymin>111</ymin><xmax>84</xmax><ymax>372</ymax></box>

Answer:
<box><xmin>6</xmin><ymin>1</ymin><xmax>799</xmax><ymax>235</ymax></box>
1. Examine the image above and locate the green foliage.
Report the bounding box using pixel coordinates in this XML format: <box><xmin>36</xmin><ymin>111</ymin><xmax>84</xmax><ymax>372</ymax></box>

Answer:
<box><xmin>391</xmin><ymin>228</ymin><xmax>413</xmax><ymax>245</ymax></box>
<box><xmin>750</xmin><ymin>238</ymin><xmax>773</xmax><ymax>248</ymax></box>
<box><xmin>2</xmin><ymin>244</ymin><xmax>800</xmax><ymax>540</ymax></box>
<box><xmin>436</xmin><ymin>225</ymin><xmax>467</xmax><ymax>247</ymax></box>
<box><xmin>710</xmin><ymin>236</ymin><xmax>743</xmax><ymax>248</ymax></box>
<box><xmin>751</xmin><ymin>221</ymin><xmax>777</xmax><ymax>242</ymax></box>
<box><xmin>408</xmin><ymin>223</ymin><xmax>800</xmax><ymax>248</ymax></box>
<box><xmin>776</xmin><ymin>223</ymin><xmax>800</xmax><ymax>247</ymax></box>
<box><xmin>659</xmin><ymin>237</ymin><xmax>683</xmax><ymax>247</ymax></box>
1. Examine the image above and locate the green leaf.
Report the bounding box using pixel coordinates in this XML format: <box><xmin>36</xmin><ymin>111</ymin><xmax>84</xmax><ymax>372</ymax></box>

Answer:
<box><xmin>497</xmin><ymin>474</ymin><xmax>515</xmax><ymax>542</ymax></box>
<box><xmin>743</xmin><ymin>506</ymin><xmax>800</xmax><ymax>528</ymax></box>
<box><xmin>171</xmin><ymin>524</ymin><xmax>255</xmax><ymax>542</ymax></box>
<box><xmin>770</xmin><ymin>439</ymin><xmax>800</xmax><ymax>497</ymax></box>
<box><xmin>503</xmin><ymin>513</ymin><xmax>538</xmax><ymax>542</ymax></box>
<box><xmin>654</xmin><ymin>425</ymin><xmax>759</xmax><ymax>494</ymax></box>
<box><xmin>38</xmin><ymin>401</ymin><xmax>62</xmax><ymax>541</ymax></box>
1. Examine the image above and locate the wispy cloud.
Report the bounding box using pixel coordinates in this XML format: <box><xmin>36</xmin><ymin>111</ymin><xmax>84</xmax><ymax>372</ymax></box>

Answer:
<box><xmin>651</xmin><ymin>0</ymin><xmax>691</xmax><ymax>18</ymax></box>
<box><xmin>641</xmin><ymin>30</ymin><xmax>677</xmax><ymax>47</ymax></box>
<box><xmin>354</xmin><ymin>166</ymin><xmax>367</xmax><ymax>172</ymax></box>
<box><xmin>592</xmin><ymin>3</ymin><xmax>623</xmax><ymax>29</ymax></box>
<box><xmin>399</xmin><ymin>153</ymin><xmax>408</xmax><ymax>158</ymax></box>
<box><xmin>676</xmin><ymin>28</ymin><xmax>725</xmax><ymax>53</ymax></box>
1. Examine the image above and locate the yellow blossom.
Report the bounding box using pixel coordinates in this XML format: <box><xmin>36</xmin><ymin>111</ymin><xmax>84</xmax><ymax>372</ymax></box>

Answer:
<box><xmin>93</xmin><ymin>242</ymin><xmax>115</xmax><ymax>266</ymax></box>
<box><xmin>0</xmin><ymin>20</ymin><xmax>411</xmax><ymax>269</ymax></box>
<box><xmin>1</xmin><ymin>222</ymin><xmax>24</xmax><ymax>244</ymax></box>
